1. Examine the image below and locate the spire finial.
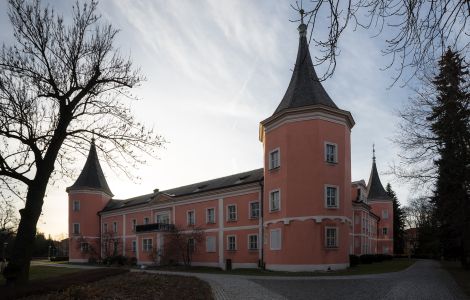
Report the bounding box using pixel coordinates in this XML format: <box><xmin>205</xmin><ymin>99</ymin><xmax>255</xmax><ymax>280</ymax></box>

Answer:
<box><xmin>91</xmin><ymin>130</ymin><xmax>96</xmax><ymax>143</ymax></box>
<box><xmin>299</xmin><ymin>8</ymin><xmax>305</xmax><ymax>25</ymax></box>
<box><xmin>372</xmin><ymin>144</ymin><xmax>376</xmax><ymax>163</ymax></box>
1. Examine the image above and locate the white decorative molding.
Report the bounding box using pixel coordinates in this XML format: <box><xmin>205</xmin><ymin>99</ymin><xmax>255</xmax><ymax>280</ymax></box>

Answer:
<box><xmin>264</xmin><ymin>215</ymin><xmax>352</xmax><ymax>226</ymax></box>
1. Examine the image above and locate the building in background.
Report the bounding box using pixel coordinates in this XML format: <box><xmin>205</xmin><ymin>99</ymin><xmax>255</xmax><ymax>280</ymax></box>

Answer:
<box><xmin>67</xmin><ymin>20</ymin><xmax>393</xmax><ymax>271</ymax></box>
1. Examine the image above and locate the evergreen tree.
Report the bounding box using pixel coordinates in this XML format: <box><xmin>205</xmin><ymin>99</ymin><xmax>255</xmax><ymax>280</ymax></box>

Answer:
<box><xmin>386</xmin><ymin>183</ymin><xmax>405</xmax><ymax>254</ymax></box>
<box><xmin>428</xmin><ymin>48</ymin><xmax>470</xmax><ymax>268</ymax></box>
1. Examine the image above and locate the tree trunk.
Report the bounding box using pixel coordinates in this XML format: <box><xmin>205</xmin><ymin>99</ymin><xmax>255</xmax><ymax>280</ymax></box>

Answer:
<box><xmin>3</xmin><ymin>184</ymin><xmax>47</xmax><ymax>285</ymax></box>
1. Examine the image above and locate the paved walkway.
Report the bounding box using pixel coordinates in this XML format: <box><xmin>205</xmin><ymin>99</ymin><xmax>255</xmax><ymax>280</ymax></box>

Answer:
<box><xmin>142</xmin><ymin>260</ymin><xmax>468</xmax><ymax>300</ymax></box>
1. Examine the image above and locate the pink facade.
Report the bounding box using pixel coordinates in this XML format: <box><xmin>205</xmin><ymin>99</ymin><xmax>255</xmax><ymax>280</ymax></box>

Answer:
<box><xmin>66</xmin><ymin>21</ymin><xmax>394</xmax><ymax>271</ymax></box>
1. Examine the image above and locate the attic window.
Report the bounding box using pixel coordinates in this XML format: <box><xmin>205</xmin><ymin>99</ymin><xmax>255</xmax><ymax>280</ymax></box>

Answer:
<box><xmin>235</xmin><ymin>175</ymin><xmax>250</xmax><ymax>184</ymax></box>
<box><xmin>193</xmin><ymin>185</ymin><xmax>207</xmax><ymax>192</ymax></box>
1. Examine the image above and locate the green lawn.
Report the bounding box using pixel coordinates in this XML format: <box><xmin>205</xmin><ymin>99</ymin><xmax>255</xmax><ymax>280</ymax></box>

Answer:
<box><xmin>441</xmin><ymin>261</ymin><xmax>470</xmax><ymax>298</ymax></box>
<box><xmin>155</xmin><ymin>258</ymin><xmax>415</xmax><ymax>277</ymax></box>
<box><xmin>0</xmin><ymin>266</ymin><xmax>82</xmax><ymax>285</ymax></box>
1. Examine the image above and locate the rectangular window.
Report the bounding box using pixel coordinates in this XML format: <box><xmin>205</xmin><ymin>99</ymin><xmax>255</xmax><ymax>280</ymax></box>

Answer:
<box><xmin>382</xmin><ymin>209</ymin><xmax>389</xmax><ymax>219</ymax></box>
<box><xmin>325</xmin><ymin>227</ymin><xmax>338</xmax><ymax>248</ymax></box>
<box><xmin>103</xmin><ymin>223</ymin><xmax>108</xmax><ymax>233</ymax></box>
<box><xmin>227</xmin><ymin>204</ymin><xmax>237</xmax><ymax>221</ymax></box>
<box><xmin>269</xmin><ymin>148</ymin><xmax>280</xmax><ymax>169</ymax></box>
<box><xmin>132</xmin><ymin>240</ymin><xmax>137</xmax><ymax>253</ymax></box>
<box><xmin>113</xmin><ymin>222</ymin><xmax>118</xmax><ymax>233</ymax></box>
<box><xmin>269</xmin><ymin>190</ymin><xmax>280</xmax><ymax>212</ymax></box>
<box><xmin>227</xmin><ymin>235</ymin><xmax>236</xmax><ymax>251</ymax></box>
<box><xmin>156</xmin><ymin>213</ymin><xmax>169</xmax><ymax>224</ymax></box>
<box><xmin>143</xmin><ymin>239</ymin><xmax>153</xmax><ymax>252</ymax></box>
<box><xmin>73</xmin><ymin>200</ymin><xmax>80</xmax><ymax>212</ymax></box>
<box><xmin>326</xmin><ymin>186</ymin><xmax>339</xmax><ymax>208</ymax></box>
<box><xmin>206</xmin><ymin>208</ymin><xmax>216</xmax><ymax>224</ymax></box>
<box><xmin>270</xmin><ymin>229</ymin><xmax>281</xmax><ymax>250</ymax></box>
<box><xmin>325</xmin><ymin>143</ymin><xmax>337</xmax><ymax>163</ymax></box>
<box><xmin>73</xmin><ymin>223</ymin><xmax>80</xmax><ymax>235</ymax></box>
<box><xmin>383</xmin><ymin>246</ymin><xmax>389</xmax><ymax>254</ymax></box>
<box><xmin>80</xmin><ymin>242</ymin><xmax>88</xmax><ymax>253</ymax></box>
<box><xmin>248</xmin><ymin>234</ymin><xmax>258</xmax><ymax>250</ymax></box>
<box><xmin>132</xmin><ymin>219</ymin><xmax>137</xmax><ymax>232</ymax></box>
<box><xmin>187</xmin><ymin>210</ymin><xmax>195</xmax><ymax>226</ymax></box>
<box><xmin>143</xmin><ymin>217</ymin><xmax>150</xmax><ymax>225</ymax></box>
<box><xmin>382</xmin><ymin>227</ymin><xmax>388</xmax><ymax>235</ymax></box>
<box><xmin>249</xmin><ymin>202</ymin><xmax>260</xmax><ymax>219</ymax></box>
<box><xmin>206</xmin><ymin>236</ymin><xmax>216</xmax><ymax>252</ymax></box>
<box><xmin>188</xmin><ymin>238</ymin><xmax>195</xmax><ymax>252</ymax></box>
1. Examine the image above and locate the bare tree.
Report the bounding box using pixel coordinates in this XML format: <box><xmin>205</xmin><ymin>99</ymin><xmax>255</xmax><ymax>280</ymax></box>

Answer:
<box><xmin>295</xmin><ymin>0</ymin><xmax>469</xmax><ymax>82</ymax></box>
<box><xmin>75</xmin><ymin>235</ymin><xmax>100</xmax><ymax>262</ymax></box>
<box><xmin>160</xmin><ymin>226</ymin><xmax>204</xmax><ymax>268</ymax></box>
<box><xmin>0</xmin><ymin>201</ymin><xmax>18</xmax><ymax>233</ymax></box>
<box><xmin>392</xmin><ymin>79</ymin><xmax>439</xmax><ymax>191</ymax></box>
<box><xmin>0</xmin><ymin>0</ymin><xmax>164</xmax><ymax>285</ymax></box>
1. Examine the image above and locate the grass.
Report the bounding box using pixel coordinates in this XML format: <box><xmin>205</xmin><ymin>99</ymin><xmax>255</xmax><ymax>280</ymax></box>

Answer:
<box><xmin>0</xmin><ymin>266</ymin><xmax>82</xmax><ymax>285</ymax></box>
<box><xmin>441</xmin><ymin>261</ymin><xmax>470</xmax><ymax>298</ymax></box>
<box><xmin>154</xmin><ymin>258</ymin><xmax>416</xmax><ymax>277</ymax></box>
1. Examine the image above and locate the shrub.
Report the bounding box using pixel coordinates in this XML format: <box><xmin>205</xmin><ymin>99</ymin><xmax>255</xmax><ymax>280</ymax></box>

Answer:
<box><xmin>349</xmin><ymin>255</ymin><xmax>360</xmax><ymax>267</ymax></box>
<box><xmin>50</xmin><ymin>256</ymin><xmax>69</xmax><ymax>262</ymax></box>
<box><xmin>360</xmin><ymin>254</ymin><xmax>375</xmax><ymax>264</ymax></box>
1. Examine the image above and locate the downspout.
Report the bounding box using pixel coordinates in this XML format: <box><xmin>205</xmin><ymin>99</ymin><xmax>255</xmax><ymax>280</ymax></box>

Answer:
<box><xmin>259</xmin><ymin>178</ymin><xmax>265</xmax><ymax>269</ymax></box>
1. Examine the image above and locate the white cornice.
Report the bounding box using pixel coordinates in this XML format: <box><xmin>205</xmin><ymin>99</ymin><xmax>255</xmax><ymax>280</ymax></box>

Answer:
<box><xmin>263</xmin><ymin>215</ymin><xmax>352</xmax><ymax>226</ymax></box>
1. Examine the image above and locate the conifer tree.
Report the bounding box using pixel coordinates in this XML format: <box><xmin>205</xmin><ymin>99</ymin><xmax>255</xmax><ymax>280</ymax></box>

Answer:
<box><xmin>428</xmin><ymin>48</ymin><xmax>470</xmax><ymax>268</ymax></box>
<box><xmin>386</xmin><ymin>183</ymin><xmax>405</xmax><ymax>254</ymax></box>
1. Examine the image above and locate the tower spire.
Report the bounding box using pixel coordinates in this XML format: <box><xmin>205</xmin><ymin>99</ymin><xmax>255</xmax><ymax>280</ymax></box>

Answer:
<box><xmin>373</xmin><ymin>143</ymin><xmax>376</xmax><ymax>163</ymax></box>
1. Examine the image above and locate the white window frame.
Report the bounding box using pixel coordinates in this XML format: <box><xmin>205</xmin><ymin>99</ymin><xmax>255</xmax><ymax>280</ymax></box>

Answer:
<box><xmin>80</xmin><ymin>242</ymin><xmax>88</xmax><ymax>252</ymax></box>
<box><xmin>206</xmin><ymin>236</ymin><xmax>216</xmax><ymax>252</ymax></box>
<box><xmin>156</xmin><ymin>212</ymin><xmax>170</xmax><ymax>224</ymax></box>
<box><xmin>132</xmin><ymin>240</ymin><xmax>137</xmax><ymax>253</ymax></box>
<box><xmin>382</xmin><ymin>227</ymin><xmax>388</xmax><ymax>236</ymax></box>
<box><xmin>206</xmin><ymin>207</ymin><xmax>216</xmax><ymax>224</ymax></box>
<box><xmin>382</xmin><ymin>209</ymin><xmax>389</xmax><ymax>219</ymax></box>
<box><xmin>142</xmin><ymin>238</ymin><xmax>153</xmax><ymax>252</ymax></box>
<box><xmin>143</xmin><ymin>217</ymin><xmax>150</xmax><ymax>225</ymax></box>
<box><xmin>325</xmin><ymin>226</ymin><xmax>339</xmax><ymax>248</ymax></box>
<box><xmin>73</xmin><ymin>223</ymin><xmax>80</xmax><ymax>235</ymax></box>
<box><xmin>103</xmin><ymin>223</ymin><xmax>108</xmax><ymax>233</ymax></box>
<box><xmin>324</xmin><ymin>142</ymin><xmax>338</xmax><ymax>163</ymax></box>
<box><xmin>270</xmin><ymin>229</ymin><xmax>282</xmax><ymax>250</ymax></box>
<box><xmin>227</xmin><ymin>235</ymin><xmax>237</xmax><ymax>251</ymax></box>
<box><xmin>132</xmin><ymin>219</ymin><xmax>137</xmax><ymax>232</ymax></box>
<box><xmin>226</xmin><ymin>204</ymin><xmax>237</xmax><ymax>222</ymax></box>
<box><xmin>249</xmin><ymin>201</ymin><xmax>260</xmax><ymax>219</ymax></box>
<box><xmin>325</xmin><ymin>185</ymin><xmax>339</xmax><ymax>208</ymax></box>
<box><xmin>187</xmin><ymin>210</ymin><xmax>196</xmax><ymax>226</ymax></box>
<box><xmin>269</xmin><ymin>189</ymin><xmax>281</xmax><ymax>212</ymax></box>
<box><xmin>248</xmin><ymin>234</ymin><xmax>258</xmax><ymax>250</ymax></box>
<box><xmin>269</xmin><ymin>148</ymin><xmax>281</xmax><ymax>170</ymax></box>
<box><xmin>113</xmin><ymin>221</ymin><xmax>118</xmax><ymax>233</ymax></box>
<box><xmin>72</xmin><ymin>200</ymin><xmax>80</xmax><ymax>212</ymax></box>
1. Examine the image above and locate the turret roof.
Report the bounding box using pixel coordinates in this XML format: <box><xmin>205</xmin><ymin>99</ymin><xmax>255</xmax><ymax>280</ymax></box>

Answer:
<box><xmin>366</xmin><ymin>150</ymin><xmax>391</xmax><ymax>201</ymax></box>
<box><xmin>67</xmin><ymin>140</ymin><xmax>113</xmax><ymax>197</ymax></box>
<box><xmin>273</xmin><ymin>22</ymin><xmax>338</xmax><ymax>115</ymax></box>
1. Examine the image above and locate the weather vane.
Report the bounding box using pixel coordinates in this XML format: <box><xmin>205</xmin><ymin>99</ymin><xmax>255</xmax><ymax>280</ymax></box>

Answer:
<box><xmin>372</xmin><ymin>144</ymin><xmax>376</xmax><ymax>162</ymax></box>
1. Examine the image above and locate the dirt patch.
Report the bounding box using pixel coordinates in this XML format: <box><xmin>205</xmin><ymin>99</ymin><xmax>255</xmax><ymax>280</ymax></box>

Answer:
<box><xmin>21</xmin><ymin>272</ymin><xmax>213</xmax><ymax>300</ymax></box>
<box><xmin>1</xmin><ymin>268</ymin><xmax>128</xmax><ymax>299</ymax></box>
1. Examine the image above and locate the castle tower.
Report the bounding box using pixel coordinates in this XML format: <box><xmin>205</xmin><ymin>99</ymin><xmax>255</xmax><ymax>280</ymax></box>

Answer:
<box><xmin>366</xmin><ymin>147</ymin><xmax>394</xmax><ymax>254</ymax></box>
<box><xmin>66</xmin><ymin>139</ymin><xmax>113</xmax><ymax>262</ymax></box>
<box><xmin>259</xmin><ymin>18</ymin><xmax>355</xmax><ymax>271</ymax></box>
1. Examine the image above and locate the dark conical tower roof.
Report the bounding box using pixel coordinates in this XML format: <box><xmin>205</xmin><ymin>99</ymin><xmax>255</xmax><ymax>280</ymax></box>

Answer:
<box><xmin>67</xmin><ymin>139</ymin><xmax>113</xmax><ymax>197</ymax></box>
<box><xmin>273</xmin><ymin>22</ymin><xmax>338</xmax><ymax>115</ymax></box>
<box><xmin>366</xmin><ymin>148</ymin><xmax>391</xmax><ymax>201</ymax></box>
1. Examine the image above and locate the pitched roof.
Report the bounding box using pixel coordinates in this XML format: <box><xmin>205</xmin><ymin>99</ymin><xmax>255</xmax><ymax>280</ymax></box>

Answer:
<box><xmin>101</xmin><ymin>168</ymin><xmax>264</xmax><ymax>212</ymax></box>
<box><xmin>273</xmin><ymin>23</ymin><xmax>338</xmax><ymax>115</ymax></box>
<box><xmin>67</xmin><ymin>140</ymin><xmax>113</xmax><ymax>197</ymax></box>
<box><xmin>366</xmin><ymin>157</ymin><xmax>391</xmax><ymax>201</ymax></box>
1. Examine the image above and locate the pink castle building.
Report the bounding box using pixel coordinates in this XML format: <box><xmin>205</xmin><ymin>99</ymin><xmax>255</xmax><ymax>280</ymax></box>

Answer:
<box><xmin>67</xmin><ymin>21</ymin><xmax>393</xmax><ymax>271</ymax></box>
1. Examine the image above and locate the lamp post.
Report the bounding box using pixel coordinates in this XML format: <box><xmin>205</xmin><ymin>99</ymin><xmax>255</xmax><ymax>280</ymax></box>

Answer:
<box><xmin>48</xmin><ymin>245</ymin><xmax>52</xmax><ymax>260</ymax></box>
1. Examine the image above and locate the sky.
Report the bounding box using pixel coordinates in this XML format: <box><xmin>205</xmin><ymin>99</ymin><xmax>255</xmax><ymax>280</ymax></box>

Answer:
<box><xmin>0</xmin><ymin>0</ymin><xmax>415</xmax><ymax>239</ymax></box>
